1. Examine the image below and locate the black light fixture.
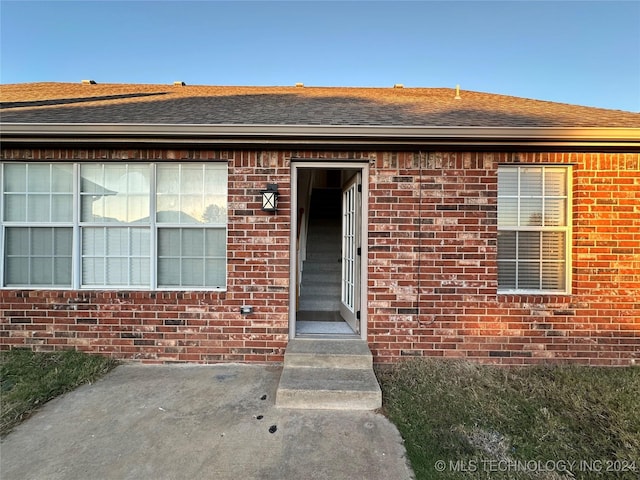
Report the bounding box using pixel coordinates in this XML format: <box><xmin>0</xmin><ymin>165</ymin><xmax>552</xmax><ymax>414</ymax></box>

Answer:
<box><xmin>260</xmin><ymin>183</ymin><xmax>279</xmax><ymax>212</ymax></box>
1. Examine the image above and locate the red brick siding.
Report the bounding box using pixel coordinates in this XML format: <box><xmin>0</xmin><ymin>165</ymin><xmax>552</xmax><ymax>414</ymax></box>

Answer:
<box><xmin>368</xmin><ymin>152</ymin><xmax>639</xmax><ymax>366</ymax></box>
<box><xmin>1</xmin><ymin>149</ymin><xmax>639</xmax><ymax>365</ymax></box>
<box><xmin>0</xmin><ymin>148</ymin><xmax>291</xmax><ymax>363</ymax></box>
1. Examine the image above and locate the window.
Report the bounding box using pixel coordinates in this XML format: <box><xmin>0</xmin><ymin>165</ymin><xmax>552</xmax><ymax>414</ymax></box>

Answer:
<box><xmin>1</xmin><ymin>162</ymin><xmax>227</xmax><ymax>290</ymax></box>
<box><xmin>80</xmin><ymin>164</ymin><xmax>152</xmax><ymax>287</ymax></box>
<box><xmin>156</xmin><ymin>164</ymin><xmax>227</xmax><ymax>288</ymax></box>
<box><xmin>497</xmin><ymin>165</ymin><xmax>571</xmax><ymax>293</ymax></box>
<box><xmin>3</xmin><ymin>164</ymin><xmax>73</xmax><ymax>287</ymax></box>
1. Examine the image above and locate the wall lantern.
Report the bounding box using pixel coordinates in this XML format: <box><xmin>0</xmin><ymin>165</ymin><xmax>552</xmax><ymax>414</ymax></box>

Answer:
<box><xmin>260</xmin><ymin>183</ymin><xmax>279</xmax><ymax>212</ymax></box>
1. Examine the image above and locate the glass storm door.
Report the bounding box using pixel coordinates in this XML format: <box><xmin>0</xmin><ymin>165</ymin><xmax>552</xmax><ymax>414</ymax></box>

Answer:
<box><xmin>341</xmin><ymin>173</ymin><xmax>361</xmax><ymax>333</ymax></box>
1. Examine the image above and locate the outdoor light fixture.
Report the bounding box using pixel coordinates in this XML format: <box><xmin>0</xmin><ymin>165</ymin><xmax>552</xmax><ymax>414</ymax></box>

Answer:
<box><xmin>260</xmin><ymin>183</ymin><xmax>279</xmax><ymax>212</ymax></box>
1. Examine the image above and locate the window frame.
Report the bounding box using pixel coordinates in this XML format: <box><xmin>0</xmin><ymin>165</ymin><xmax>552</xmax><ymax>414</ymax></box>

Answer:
<box><xmin>1</xmin><ymin>162</ymin><xmax>228</xmax><ymax>291</ymax></box>
<box><xmin>497</xmin><ymin>164</ymin><xmax>572</xmax><ymax>295</ymax></box>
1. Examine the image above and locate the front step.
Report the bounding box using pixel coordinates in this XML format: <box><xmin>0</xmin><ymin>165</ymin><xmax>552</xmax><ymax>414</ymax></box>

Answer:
<box><xmin>284</xmin><ymin>339</ymin><xmax>373</xmax><ymax>369</ymax></box>
<box><xmin>276</xmin><ymin>339</ymin><xmax>382</xmax><ymax>410</ymax></box>
<box><xmin>276</xmin><ymin>368</ymin><xmax>382</xmax><ymax>410</ymax></box>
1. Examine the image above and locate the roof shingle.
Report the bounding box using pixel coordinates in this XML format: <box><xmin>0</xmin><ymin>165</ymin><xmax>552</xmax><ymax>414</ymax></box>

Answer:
<box><xmin>1</xmin><ymin>82</ymin><xmax>639</xmax><ymax>127</ymax></box>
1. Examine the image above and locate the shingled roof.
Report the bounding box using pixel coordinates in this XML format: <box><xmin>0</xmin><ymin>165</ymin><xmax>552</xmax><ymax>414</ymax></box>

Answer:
<box><xmin>2</xmin><ymin>82</ymin><xmax>639</xmax><ymax>127</ymax></box>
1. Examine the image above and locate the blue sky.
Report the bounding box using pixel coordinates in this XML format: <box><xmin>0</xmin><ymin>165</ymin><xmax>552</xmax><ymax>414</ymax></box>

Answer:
<box><xmin>1</xmin><ymin>1</ymin><xmax>639</xmax><ymax>112</ymax></box>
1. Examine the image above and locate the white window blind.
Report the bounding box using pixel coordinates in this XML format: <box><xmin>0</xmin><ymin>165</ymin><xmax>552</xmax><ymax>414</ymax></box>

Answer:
<box><xmin>80</xmin><ymin>164</ymin><xmax>152</xmax><ymax>287</ymax></box>
<box><xmin>1</xmin><ymin>162</ymin><xmax>227</xmax><ymax>290</ymax></box>
<box><xmin>497</xmin><ymin>166</ymin><xmax>571</xmax><ymax>293</ymax></box>
<box><xmin>156</xmin><ymin>163</ymin><xmax>227</xmax><ymax>288</ymax></box>
<box><xmin>5</xmin><ymin>227</ymin><xmax>72</xmax><ymax>286</ymax></box>
<box><xmin>2</xmin><ymin>164</ymin><xmax>74</xmax><ymax>286</ymax></box>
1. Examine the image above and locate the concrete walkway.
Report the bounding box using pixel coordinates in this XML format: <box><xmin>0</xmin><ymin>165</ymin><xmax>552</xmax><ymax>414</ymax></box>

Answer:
<box><xmin>1</xmin><ymin>364</ymin><xmax>414</xmax><ymax>480</ymax></box>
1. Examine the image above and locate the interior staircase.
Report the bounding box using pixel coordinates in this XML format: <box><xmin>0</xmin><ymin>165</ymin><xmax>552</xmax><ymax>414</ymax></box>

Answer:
<box><xmin>275</xmin><ymin>339</ymin><xmax>382</xmax><ymax>410</ymax></box>
<box><xmin>298</xmin><ymin>188</ymin><xmax>342</xmax><ymax>321</ymax></box>
<box><xmin>298</xmin><ymin>205</ymin><xmax>342</xmax><ymax>315</ymax></box>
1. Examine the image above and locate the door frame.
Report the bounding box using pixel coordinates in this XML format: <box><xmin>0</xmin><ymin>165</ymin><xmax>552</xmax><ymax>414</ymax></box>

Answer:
<box><xmin>289</xmin><ymin>160</ymin><xmax>369</xmax><ymax>341</ymax></box>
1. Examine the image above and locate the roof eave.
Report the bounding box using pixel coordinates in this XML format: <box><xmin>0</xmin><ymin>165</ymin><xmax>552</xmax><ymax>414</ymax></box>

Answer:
<box><xmin>1</xmin><ymin>123</ymin><xmax>639</xmax><ymax>150</ymax></box>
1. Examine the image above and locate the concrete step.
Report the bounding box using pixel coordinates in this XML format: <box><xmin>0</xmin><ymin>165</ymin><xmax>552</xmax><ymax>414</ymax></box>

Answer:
<box><xmin>276</xmin><ymin>337</ymin><xmax>381</xmax><ymax>411</ymax></box>
<box><xmin>283</xmin><ymin>339</ymin><xmax>372</xmax><ymax>369</ymax></box>
<box><xmin>275</xmin><ymin>367</ymin><xmax>381</xmax><ymax>410</ymax></box>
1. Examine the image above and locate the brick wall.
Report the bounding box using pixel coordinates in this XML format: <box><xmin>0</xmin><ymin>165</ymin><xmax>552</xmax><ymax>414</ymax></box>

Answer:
<box><xmin>1</xmin><ymin>148</ymin><xmax>639</xmax><ymax>365</ymax></box>
<box><xmin>0</xmin><ymin>148</ymin><xmax>291</xmax><ymax>363</ymax></box>
<box><xmin>368</xmin><ymin>152</ymin><xmax>639</xmax><ymax>366</ymax></box>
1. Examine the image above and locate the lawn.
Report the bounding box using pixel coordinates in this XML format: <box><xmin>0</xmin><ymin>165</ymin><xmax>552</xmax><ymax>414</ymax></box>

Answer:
<box><xmin>377</xmin><ymin>358</ymin><xmax>640</xmax><ymax>480</ymax></box>
<box><xmin>0</xmin><ymin>349</ymin><xmax>119</xmax><ymax>436</ymax></box>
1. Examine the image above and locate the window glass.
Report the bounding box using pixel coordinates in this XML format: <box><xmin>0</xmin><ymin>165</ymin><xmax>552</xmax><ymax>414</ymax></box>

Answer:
<box><xmin>520</xmin><ymin>199</ymin><xmax>543</xmax><ymax>226</ymax></box>
<box><xmin>497</xmin><ymin>261</ymin><xmax>515</xmax><ymax>289</ymax></box>
<box><xmin>157</xmin><ymin>164</ymin><xmax>227</xmax><ymax>224</ymax></box>
<box><xmin>542</xmin><ymin>261</ymin><xmax>565</xmax><ymax>290</ymax></box>
<box><xmin>154</xmin><ymin>163</ymin><xmax>227</xmax><ymax>289</ymax></box>
<box><xmin>520</xmin><ymin>167</ymin><xmax>543</xmax><ymax>196</ymax></box>
<box><xmin>3</xmin><ymin>162</ymin><xmax>226</xmax><ymax>290</ymax></box>
<box><xmin>28</xmin><ymin>164</ymin><xmax>51</xmax><ymax>192</ymax></box>
<box><xmin>518</xmin><ymin>232</ymin><xmax>540</xmax><ymax>259</ymax></box>
<box><xmin>81</xmin><ymin>227</ymin><xmax>150</xmax><ymax>287</ymax></box>
<box><xmin>544</xmin><ymin>198</ymin><xmax>566</xmax><ymax>226</ymax></box>
<box><xmin>497</xmin><ymin>165</ymin><xmax>570</xmax><ymax>292</ymax></box>
<box><xmin>205</xmin><ymin>259</ymin><xmax>226</xmax><ymax>287</ymax></box>
<box><xmin>157</xmin><ymin>227</ymin><xmax>226</xmax><ymax>288</ymax></box>
<box><xmin>4</xmin><ymin>227</ymin><xmax>72</xmax><ymax>286</ymax></box>
<box><xmin>3</xmin><ymin>164</ymin><xmax>73</xmax><ymax>222</ymax></box>
<box><xmin>518</xmin><ymin>262</ymin><xmax>541</xmax><ymax>289</ymax></box>
<box><xmin>80</xmin><ymin>164</ymin><xmax>150</xmax><ymax>223</ymax></box>
<box><xmin>4</xmin><ymin>195</ymin><xmax>26</xmax><ymax>222</ymax></box>
<box><xmin>545</xmin><ymin>168</ymin><xmax>567</xmax><ymax>196</ymax></box>
<box><xmin>497</xmin><ymin>231</ymin><xmax>516</xmax><ymax>258</ymax></box>
<box><xmin>4</xmin><ymin>164</ymin><xmax>27</xmax><ymax>192</ymax></box>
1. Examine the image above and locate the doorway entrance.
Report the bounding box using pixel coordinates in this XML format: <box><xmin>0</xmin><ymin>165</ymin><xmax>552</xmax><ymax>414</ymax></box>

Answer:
<box><xmin>289</xmin><ymin>162</ymin><xmax>368</xmax><ymax>339</ymax></box>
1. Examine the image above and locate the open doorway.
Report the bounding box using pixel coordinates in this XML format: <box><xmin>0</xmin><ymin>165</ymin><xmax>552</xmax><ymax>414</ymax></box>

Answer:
<box><xmin>290</xmin><ymin>162</ymin><xmax>368</xmax><ymax>339</ymax></box>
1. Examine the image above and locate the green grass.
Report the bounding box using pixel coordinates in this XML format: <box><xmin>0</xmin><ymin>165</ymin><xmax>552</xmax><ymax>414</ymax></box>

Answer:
<box><xmin>0</xmin><ymin>349</ymin><xmax>119</xmax><ymax>436</ymax></box>
<box><xmin>377</xmin><ymin>359</ymin><xmax>640</xmax><ymax>480</ymax></box>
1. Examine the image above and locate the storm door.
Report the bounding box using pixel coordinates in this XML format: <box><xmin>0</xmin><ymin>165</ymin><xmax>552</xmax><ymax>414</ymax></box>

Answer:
<box><xmin>340</xmin><ymin>173</ymin><xmax>361</xmax><ymax>333</ymax></box>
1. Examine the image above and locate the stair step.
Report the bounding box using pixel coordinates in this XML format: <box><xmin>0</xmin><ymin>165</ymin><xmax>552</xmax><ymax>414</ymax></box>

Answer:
<box><xmin>300</xmin><ymin>282</ymin><xmax>340</xmax><ymax>293</ymax></box>
<box><xmin>307</xmin><ymin>229</ymin><xmax>340</xmax><ymax>236</ymax></box>
<box><xmin>299</xmin><ymin>298</ymin><xmax>341</xmax><ymax>311</ymax></box>
<box><xmin>308</xmin><ymin>235</ymin><xmax>340</xmax><ymax>242</ymax></box>
<box><xmin>306</xmin><ymin>252</ymin><xmax>340</xmax><ymax>261</ymax></box>
<box><xmin>303</xmin><ymin>262</ymin><xmax>341</xmax><ymax>273</ymax></box>
<box><xmin>307</xmin><ymin>229</ymin><xmax>341</xmax><ymax>237</ymax></box>
<box><xmin>300</xmin><ymin>276</ymin><xmax>340</xmax><ymax>288</ymax></box>
<box><xmin>276</xmin><ymin>339</ymin><xmax>381</xmax><ymax>410</ymax></box>
<box><xmin>296</xmin><ymin>311</ymin><xmax>343</xmax><ymax>322</ymax></box>
<box><xmin>275</xmin><ymin>367</ymin><xmax>381</xmax><ymax>410</ymax></box>
<box><xmin>284</xmin><ymin>339</ymin><xmax>372</xmax><ymax>369</ymax></box>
